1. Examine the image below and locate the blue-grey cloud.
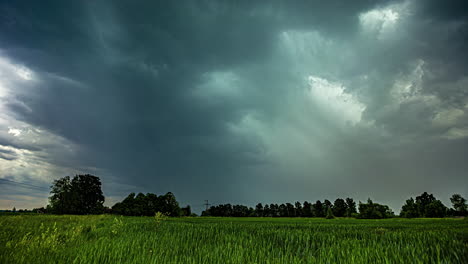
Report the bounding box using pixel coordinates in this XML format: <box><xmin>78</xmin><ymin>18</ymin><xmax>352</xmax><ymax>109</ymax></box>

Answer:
<box><xmin>0</xmin><ymin>0</ymin><xmax>467</xmax><ymax>211</ymax></box>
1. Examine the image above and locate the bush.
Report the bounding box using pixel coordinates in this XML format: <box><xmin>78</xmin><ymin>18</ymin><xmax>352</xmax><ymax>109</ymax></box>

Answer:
<box><xmin>326</xmin><ymin>207</ymin><xmax>335</xmax><ymax>219</ymax></box>
<box><xmin>358</xmin><ymin>199</ymin><xmax>394</xmax><ymax>219</ymax></box>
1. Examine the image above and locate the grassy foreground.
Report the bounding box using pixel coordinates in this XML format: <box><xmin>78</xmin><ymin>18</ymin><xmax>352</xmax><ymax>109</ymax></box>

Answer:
<box><xmin>0</xmin><ymin>215</ymin><xmax>467</xmax><ymax>263</ymax></box>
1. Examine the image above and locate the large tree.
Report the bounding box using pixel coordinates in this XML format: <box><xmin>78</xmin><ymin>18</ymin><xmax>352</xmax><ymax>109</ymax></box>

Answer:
<box><xmin>345</xmin><ymin>198</ymin><xmax>357</xmax><ymax>217</ymax></box>
<box><xmin>401</xmin><ymin>192</ymin><xmax>448</xmax><ymax>218</ymax></box>
<box><xmin>415</xmin><ymin>192</ymin><xmax>436</xmax><ymax>216</ymax></box>
<box><xmin>425</xmin><ymin>200</ymin><xmax>447</xmax><ymax>218</ymax></box>
<box><xmin>255</xmin><ymin>203</ymin><xmax>264</xmax><ymax>217</ymax></box>
<box><xmin>450</xmin><ymin>194</ymin><xmax>467</xmax><ymax>216</ymax></box>
<box><xmin>112</xmin><ymin>192</ymin><xmax>182</xmax><ymax>216</ymax></box>
<box><xmin>333</xmin><ymin>198</ymin><xmax>347</xmax><ymax>217</ymax></box>
<box><xmin>49</xmin><ymin>176</ymin><xmax>73</xmax><ymax>214</ymax></box>
<box><xmin>294</xmin><ymin>201</ymin><xmax>303</xmax><ymax>217</ymax></box>
<box><xmin>49</xmin><ymin>174</ymin><xmax>104</xmax><ymax>214</ymax></box>
<box><xmin>400</xmin><ymin>198</ymin><xmax>419</xmax><ymax>218</ymax></box>
<box><xmin>263</xmin><ymin>204</ymin><xmax>271</xmax><ymax>217</ymax></box>
<box><xmin>357</xmin><ymin>199</ymin><xmax>394</xmax><ymax>219</ymax></box>
<box><xmin>302</xmin><ymin>201</ymin><xmax>313</xmax><ymax>217</ymax></box>
<box><xmin>313</xmin><ymin>200</ymin><xmax>325</xmax><ymax>217</ymax></box>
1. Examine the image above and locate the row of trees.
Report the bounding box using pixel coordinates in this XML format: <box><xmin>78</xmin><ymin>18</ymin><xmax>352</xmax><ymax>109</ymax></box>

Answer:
<box><xmin>358</xmin><ymin>199</ymin><xmax>394</xmax><ymax>219</ymax></box>
<box><xmin>400</xmin><ymin>192</ymin><xmax>466</xmax><ymax>218</ymax></box>
<box><xmin>47</xmin><ymin>174</ymin><xmax>190</xmax><ymax>216</ymax></box>
<box><xmin>201</xmin><ymin>198</ymin><xmax>396</xmax><ymax>219</ymax></box>
<box><xmin>45</xmin><ymin>175</ymin><xmax>466</xmax><ymax>218</ymax></box>
<box><xmin>111</xmin><ymin>192</ymin><xmax>192</xmax><ymax>216</ymax></box>
<box><xmin>201</xmin><ymin>193</ymin><xmax>466</xmax><ymax>219</ymax></box>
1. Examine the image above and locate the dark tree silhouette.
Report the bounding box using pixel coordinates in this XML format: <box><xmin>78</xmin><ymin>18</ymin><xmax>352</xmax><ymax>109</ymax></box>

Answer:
<box><xmin>112</xmin><ymin>192</ymin><xmax>181</xmax><ymax>216</ymax></box>
<box><xmin>425</xmin><ymin>200</ymin><xmax>447</xmax><ymax>218</ymax></box>
<box><xmin>255</xmin><ymin>203</ymin><xmax>264</xmax><ymax>217</ymax></box>
<box><xmin>285</xmin><ymin>203</ymin><xmax>295</xmax><ymax>217</ymax></box>
<box><xmin>49</xmin><ymin>174</ymin><xmax>104</xmax><ymax>214</ymax></box>
<box><xmin>400</xmin><ymin>198</ymin><xmax>419</xmax><ymax>218</ymax></box>
<box><xmin>270</xmin><ymin>204</ymin><xmax>279</xmax><ymax>217</ymax></box>
<box><xmin>180</xmin><ymin>205</ymin><xmax>192</xmax><ymax>216</ymax></box>
<box><xmin>333</xmin><ymin>198</ymin><xmax>347</xmax><ymax>217</ymax></box>
<box><xmin>313</xmin><ymin>200</ymin><xmax>325</xmax><ymax>217</ymax></box>
<box><xmin>302</xmin><ymin>201</ymin><xmax>313</xmax><ymax>217</ymax></box>
<box><xmin>294</xmin><ymin>201</ymin><xmax>302</xmax><ymax>217</ymax></box>
<box><xmin>416</xmin><ymin>192</ymin><xmax>436</xmax><ymax>216</ymax></box>
<box><xmin>263</xmin><ymin>204</ymin><xmax>271</xmax><ymax>217</ymax></box>
<box><xmin>345</xmin><ymin>198</ymin><xmax>357</xmax><ymax>217</ymax></box>
<box><xmin>278</xmin><ymin>204</ymin><xmax>287</xmax><ymax>217</ymax></box>
<box><xmin>357</xmin><ymin>199</ymin><xmax>394</xmax><ymax>219</ymax></box>
<box><xmin>450</xmin><ymin>194</ymin><xmax>467</xmax><ymax>216</ymax></box>
<box><xmin>325</xmin><ymin>207</ymin><xmax>334</xmax><ymax>219</ymax></box>
<box><xmin>400</xmin><ymin>192</ymin><xmax>447</xmax><ymax>218</ymax></box>
<box><xmin>202</xmin><ymin>203</ymin><xmax>253</xmax><ymax>217</ymax></box>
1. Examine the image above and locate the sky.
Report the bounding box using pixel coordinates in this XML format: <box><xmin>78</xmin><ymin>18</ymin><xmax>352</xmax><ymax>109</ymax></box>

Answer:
<box><xmin>0</xmin><ymin>0</ymin><xmax>467</xmax><ymax>213</ymax></box>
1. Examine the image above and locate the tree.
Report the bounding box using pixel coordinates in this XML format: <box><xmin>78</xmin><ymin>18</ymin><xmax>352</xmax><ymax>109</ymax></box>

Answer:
<box><xmin>49</xmin><ymin>176</ymin><xmax>72</xmax><ymax>214</ymax></box>
<box><xmin>112</xmin><ymin>192</ymin><xmax>182</xmax><ymax>216</ymax></box>
<box><xmin>263</xmin><ymin>204</ymin><xmax>271</xmax><ymax>217</ymax></box>
<box><xmin>450</xmin><ymin>194</ymin><xmax>467</xmax><ymax>216</ymax></box>
<box><xmin>345</xmin><ymin>198</ymin><xmax>357</xmax><ymax>217</ymax></box>
<box><xmin>325</xmin><ymin>207</ymin><xmax>334</xmax><ymax>219</ymax></box>
<box><xmin>425</xmin><ymin>200</ymin><xmax>447</xmax><ymax>218</ymax></box>
<box><xmin>270</xmin><ymin>204</ymin><xmax>279</xmax><ymax>217</ymax></box>
<box><xmin>333</xmin><ymin>198</ymin><xmax>347</xmax><ymax>217</ymax></box>
<box><xmin>400</xmin><ymin>198</ymin><xmax>419</xmax><ymax>218</ymax></box>
<box><xmin>302</xmin><ymin>201</ymin><xmax>313</xmax><ymax>217</ymax></box>
<box><xmin>233</xmin><ymin>204</ymin><xmax>249</xmax><ymax>217</ymax></box>
<box><xmin>159</xmin><ymin>192</ymin><xmax>180</xmax><ymax>216</ymax></box>
<box><xmin>401</xmin><ymin>192</ymin><xmax>448</xmax><ymax>218</ymax></box>
<box><xmin>71</xmin><ymin>174</ymin><xmax>105</xmax><ymax>214</ymax></box>
<box><xmin>49</xmin><ymin>174</ymin><xmax>104</xmax><ymax>214</ymax></box>
<box><xmin>285</xmin><ymin>203</ymin><xmax>295</xmax><ymax>217</ymax></box>
<box><xmin>32</xmin><ymin>207</ymin><xmax>46</xmax><ymax>214</ymax></box>
<box><xmin>279</xmin><ymin>204</ymin><xmax>287</xmax><ymax>217</ymax></box>
<box><xmin>358</xmin><ymin>199</ymin><xmax>394</xmax><ymax>219</ymax></box>
<box><xmin>313</xmin><ymin>200</ymin><xmax>324</xmax><ymax>217</ymax></box>
<box><xmin>134</xmin><ymin>192</ymin><xmax>147</xmax><ymax>216</ymax></box>
<box><xmin>415</xmin><ymin>192</ymin><xmax>436</xmax><ymax>217</ymax></box>
<box><xmin>295</xmin><ymin>201</ymin><xmax>303</xmax><ymax>217</ymax></box>
<box><xmin>255</xmin><ymin>203</ymin><xmax>264</xmax><ymax>217</ymax></box>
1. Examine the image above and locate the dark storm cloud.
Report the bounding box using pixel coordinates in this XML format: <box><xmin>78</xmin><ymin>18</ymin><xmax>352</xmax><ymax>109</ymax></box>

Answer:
<box><xmin>0</xmin><ymin>0</ymin><xmax>467</xmax><ymax>211</ymax></box>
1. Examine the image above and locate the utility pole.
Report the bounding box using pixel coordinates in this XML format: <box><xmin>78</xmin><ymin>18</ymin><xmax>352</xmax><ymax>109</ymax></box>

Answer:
<box><xmin>204</xmin><ymin>200</ymin><xmax>211</xmax><ymax>211</ymax></box>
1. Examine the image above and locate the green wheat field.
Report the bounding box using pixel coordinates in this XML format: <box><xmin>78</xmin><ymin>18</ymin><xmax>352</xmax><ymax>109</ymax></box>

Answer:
<box><xmin>1</xmin><ymin>215</ymin><xmax>467</xmax><ymax>263</ymax></box>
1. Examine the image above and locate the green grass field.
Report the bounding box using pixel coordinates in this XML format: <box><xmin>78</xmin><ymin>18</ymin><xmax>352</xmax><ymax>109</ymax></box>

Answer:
<box><xmin>1</xmin><ymin>215</ymin><xmax>467</xmax><ymax>263</ymax></box>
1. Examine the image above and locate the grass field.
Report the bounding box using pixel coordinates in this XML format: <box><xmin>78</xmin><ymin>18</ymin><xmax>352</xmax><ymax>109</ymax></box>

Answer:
<box><xmin>0</xmin><ymin>215</ymin><xmax>467</xmax><ymax>263</ymax></box>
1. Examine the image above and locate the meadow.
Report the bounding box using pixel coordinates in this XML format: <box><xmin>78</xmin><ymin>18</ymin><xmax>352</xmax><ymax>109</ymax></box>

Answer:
<box><xmin>0</xmin><ymin>215</ymin><xmax>467</xmax><ymax>263</ymax></box>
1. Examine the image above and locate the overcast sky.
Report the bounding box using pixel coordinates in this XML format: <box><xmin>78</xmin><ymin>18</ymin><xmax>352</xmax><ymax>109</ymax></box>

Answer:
<box><xmin>1</xmin><ymin>0</ymin><xmax>467</xmax><ymax>213</ymax></box>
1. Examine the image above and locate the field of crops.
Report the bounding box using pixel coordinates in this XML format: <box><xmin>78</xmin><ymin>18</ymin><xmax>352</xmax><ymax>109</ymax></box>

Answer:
<box><xmin>0</xmin><ymin>215</ymin><xmax>467</xmax><ymax>263</ymax></box>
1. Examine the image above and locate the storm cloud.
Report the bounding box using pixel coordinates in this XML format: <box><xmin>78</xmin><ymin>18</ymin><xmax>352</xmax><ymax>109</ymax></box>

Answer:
<box><xmin>1</xmin><ymin>0</ymin><xmax>467</xmax><ymax>212</ymax></box>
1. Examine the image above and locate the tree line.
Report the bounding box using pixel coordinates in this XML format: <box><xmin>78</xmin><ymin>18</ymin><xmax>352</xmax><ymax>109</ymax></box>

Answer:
<box><xmin>24</xmin><ymin>174</ymin><xmax>468</xmax><ymax>218</ymax></box>
<box><xmin>111</xmin><ymin>192</ymin><xmax>193</xmax><ymax>216</ymax></box>
<box><xmin>202</xmin><ymin>192</ymin><xmax>466</xmax><ymax>219</ymax></box>
<box><xmin>42</xmin><ymin>174</ymin><xmax>189</xmax><ymax>216</ymax></box>
<box><xmin>202</xmin><ymin>198</ymin><xmax>359</xmax><ymax>218</ymax></box>
<box><xmin>201</xmin><ymin>198</ymin><xmax>395</xmax><ymax>219</ymax></box>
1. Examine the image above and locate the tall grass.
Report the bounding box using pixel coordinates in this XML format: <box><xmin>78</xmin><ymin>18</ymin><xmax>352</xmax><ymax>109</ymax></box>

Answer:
<box><xmin>1</xmin><ymin>215</ymin><xmax>467</xmax><ymax>263</ymax></box>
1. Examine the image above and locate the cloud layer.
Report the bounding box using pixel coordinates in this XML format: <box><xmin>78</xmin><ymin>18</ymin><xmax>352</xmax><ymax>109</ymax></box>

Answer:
<box><xmin>1</xmin><ymin>0</ymin><xmax>467</xmax><ymax>211</ymax></box>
